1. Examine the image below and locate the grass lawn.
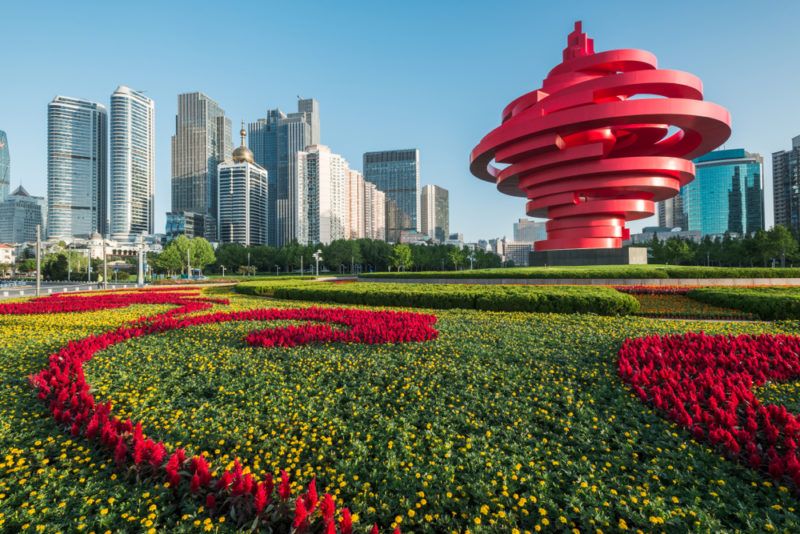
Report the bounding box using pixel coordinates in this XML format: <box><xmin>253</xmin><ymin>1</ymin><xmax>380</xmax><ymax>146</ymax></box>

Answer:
<box><xmin>2</xmin><ymin>289</ymin><xmax>800</xmax><ymax>531</ymax></box>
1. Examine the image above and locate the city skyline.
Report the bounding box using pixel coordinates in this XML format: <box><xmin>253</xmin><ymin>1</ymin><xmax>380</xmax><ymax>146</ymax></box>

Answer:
<box><xmin>2</xmin><ymin>1</ymin><xmax>799</xmax><ymax>242</ymax></box>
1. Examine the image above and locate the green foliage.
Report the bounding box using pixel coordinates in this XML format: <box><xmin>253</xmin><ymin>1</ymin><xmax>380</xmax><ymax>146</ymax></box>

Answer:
<box><xmin>688</xmin><ymin>287</ymin><xmax>800</xmax><ymax>320</ymax></box>
<box><xmin>361</xmin><ymin>264</ymin><xmax>800</xmax><ymax>279</ymax></box>
<box><xmin>389</xmin><ymin>244</ymin><xmax>413</xmax><ymax>271</ymax></box>
<box><xmin>236</xmin><ymin>280</ymin><xmax>639</xmax><ymax>315</ymax></box>
<box><xmin>153</xmin><ymin>236</ymin><xmax>216</xmax><ymax>275</ymax></box>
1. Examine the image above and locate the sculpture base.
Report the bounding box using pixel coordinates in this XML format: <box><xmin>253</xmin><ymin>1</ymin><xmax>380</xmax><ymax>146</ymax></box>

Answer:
<box><xmin>529</xmin><ymin>247</ymin><xmax>648</xmax><ymax>267</ymax></box>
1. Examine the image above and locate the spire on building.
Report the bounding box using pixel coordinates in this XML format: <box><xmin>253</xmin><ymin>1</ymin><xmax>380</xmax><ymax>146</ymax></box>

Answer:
<box><xmin>232</xmin><ymin>120</ymin><xmax>255</xmax><ymax>164</ymax></box>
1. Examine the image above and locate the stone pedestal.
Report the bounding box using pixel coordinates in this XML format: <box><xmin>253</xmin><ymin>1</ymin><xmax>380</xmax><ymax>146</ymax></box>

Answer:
<box><xmin>529</xmin><ymin>247</ymin><xmax>648</xmax><ymax>267</ymax></box>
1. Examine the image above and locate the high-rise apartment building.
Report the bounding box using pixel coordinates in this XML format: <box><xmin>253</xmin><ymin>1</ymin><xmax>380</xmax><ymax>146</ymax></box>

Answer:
<box><xmin>773</xmin><ymin>136</ymin><xmax>800</xmax><ymax>230</ymax></box>
<box><xmin>0</xmin><ymin>186</ymin><xmax>44</xmax><ymax>244</ymax></box>
<box><xmin>249</xmin><ymin>98</ymin><xmax>320</xmax><ymax>246</ymax></box>
<box><xmin>363</xmin><ymin>149</ymin><xmax>420</xmax><ymax>242</ymax></box>
<box><xmin>364</xmin><ymin>182</ymin><xmax>386</xmax><ymax>241</ymax></box>
<box><xmin>110</xmin><ymin>86</ymin><xmax>155</xmax><ymax>240</ymax></box>
<box><xmin>171</xmin><ymin>92</ymin><xmax>232</xmax><ymax>241</ymax></box>
<box><xmin>217</xmin><ymin>127</ymin><xmax>269</xmax><ymax>246</ymax></box>
<box><xmin>346</xmin><ymin>169</ymin><xmax>365</xmax><ymax>239</ymax></box>
<box><xmin>658</xmin><ymin>149</ymin><xmax>764</xmax><ymax>236</ymax></box>
<box><xmin>0</xmin><ymin>130</ymin><xmax>9</xmax><ymax>200</ymax></box>
<box><xmin>47</xmin><ymin>96</ymin><xmax>107</xmax><ymax>239</ymax></box>
<box><xmin>421</xmin><ymin>184</ymin><xmax>449</xmax><ymax>242</ymax></box>
<box><xmin>296</xmin><ymin>145</ymin><xmax>347</xmax><ymax>245</ymax></box>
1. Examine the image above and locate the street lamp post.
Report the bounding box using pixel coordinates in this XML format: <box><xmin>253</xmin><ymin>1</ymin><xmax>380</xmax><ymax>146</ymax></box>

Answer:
<box><xmin>221</xmin><ymin>265</ymin><xmax>226</xmax><ymax>278</ymax></box>
<box><xmin>35</xmin><ymin>224</ymin><xmax>41</xmax><ymax>297</ymax></box>
<box><xmin>313</xmin><ymin>249</ymin><xmax>322</xmax><ymax>276</ymax></box>
<box><xmin>247</xmin><ymin>252</ymin><xmax>251</xmax><ymax>277</ymax></box>
<box><xmin>102</xmin><ymin>237</ymin><xmax>108</xmax><ymax>290</ymax></box>
<box><xmin>67</xmin><ymin>242</ymin><xmax>72</xmax><ymax>282</ymax></box>
<box><xmin>137</xmin><ymin>235</ymin><xmax>145</xmax><ymax>288</ymax></box>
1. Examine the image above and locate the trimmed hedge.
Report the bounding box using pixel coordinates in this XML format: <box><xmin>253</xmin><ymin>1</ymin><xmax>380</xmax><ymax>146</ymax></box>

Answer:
<box><xmin>359</xmin><ymin>265</ymin><xmax>800</xmax><ymax>280</ymax></box>
<box><xmin>236</xmin><ymin>280</ymin><xmax>640</xmax><ymax>315</ymax></box>
<box><xmin>688</xmin><ymin>287</ymin><xmax>800</xmax><ymax>320</ymax></box>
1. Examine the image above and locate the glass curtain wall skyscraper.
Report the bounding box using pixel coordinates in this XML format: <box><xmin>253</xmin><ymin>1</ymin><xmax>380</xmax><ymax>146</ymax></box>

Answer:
<box><xmin>171</xmin><ymin>92</ymin><xmax>232</xmax><ymax>241</ymax></box>
<box><xmin>47</xmin><ymin>96</ymin><xmax>107</xmax><ymax>239</ymax></box>
<box><xmin>363</xmin><ymin>149</ymin><xmax>420</xmax><ymax>243</ymax></box>
<box><xmin>659</xmin><ymin>149</ymin><xmax>764</xmax><ymax>236</ymax></box>
<box><xmin>110</xmin><ymin>86</ymin><xmax>155</xmax><ymax>240</ymax></box>
<box><xmin>249</xmin><ymin>98</ymin><xmax>320</xmax><ymax>246</ymax></box>
<box><xmin>773</xmin><ymin>135</ymin><xmax>800</xmax><ymax>231</ymax></box>
<box><xmin>0</xmin><ymin>130</ymin><xmax>9</xmax><ymax>200</ymax></box>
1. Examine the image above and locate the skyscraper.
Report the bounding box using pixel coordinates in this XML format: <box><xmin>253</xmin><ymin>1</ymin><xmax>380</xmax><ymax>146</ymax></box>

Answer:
<box><xmin>217</xmin><ymin>127</ymin><xmax>268</xmax><ymax>246</ymax></box>
<box><xmin>421</xmin><ymin>184</ymin><xmax>449</xmax><ymax>242</ymax></box>
<box><xmin>47</xmin><ymin>96</ymin><xmax>107</xmax><ymax>239</ymax></box>
<box><xmin>0</xmin><ymin>130</ymin><xmax>9</xmax><ymax>200</ymax></box>
<box><xmin>773</xmin><ymin>136</ymin><xmax>800</xmax><ymax>230</ymax></box>
<box><xmin>363</xmin><ymin>149</ymin><xmax>420</xmax><ymax>242</ymax></box>
<box><xmin>171</xmin><ymin>92</ymin><xmax>232</xmax><ymax>241</ymax></box>
<box><xmin>249</xmin><ymin>98</ymin><xmax>320</xmax><ymax>246</ymax></box>
<box><xmin>110</xmin><ymin>86</ymin><xmax>155</xmax><ymax>240</ymax></box>
<box><xmin>296</xmin><ymin>145</ymin><xmax>347</xmax><ymax>245</ymax></box>
<box><xmin>346</xmin><ymin>169</ymin><xmax>366</xmax><ymax>239</ymax></box>
<box><xmin>364</xmin><ymin>182</ymin><xmax>386</xmax><ymax>241</ymax></box>
<box><xmin>658</xmin><ymin>149</ymin><xmax>764</xmax><ymax>236</ymax></box>
<box><xmin>0</xmin><ymin>186</ymin><xmax>45</xmax><ymax>244</ymax></box>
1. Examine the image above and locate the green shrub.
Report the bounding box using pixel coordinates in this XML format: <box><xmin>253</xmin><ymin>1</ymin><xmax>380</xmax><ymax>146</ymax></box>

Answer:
<box><xmin>235</xmin><ymin>280</ymin><xmax>640</xmax><ymax>315</ymax></box>
<box><xmin>688</xmin><ymin>287</ymin><xmax>800</xmax><ymax>320</ymax></box>
<box><xmin>359</xmin><ymin>265</ymin><xmax>800</xmax><ymax>280</ymax></box>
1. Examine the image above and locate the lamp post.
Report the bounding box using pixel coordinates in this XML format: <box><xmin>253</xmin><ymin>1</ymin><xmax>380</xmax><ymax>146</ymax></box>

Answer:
<box><xmin>221</xmin><ymin>265</ymin><xmax>226</xmax><ymax>278</ymax></box>
<box><xmin>102</xmin><ymin>237</ymin><xmax>108</xmax><ymax>290</ymax></box>
<box><xmin>67</xmin><ymin>242</ymin><xmax>72</xmax><ymax>282</ymax></box>
<box><xmin>137</xmin><ymin>235</ymin><xmax>145</xmax><ymax>288</ymax></box>
<box><xmin>247</xmin><ymin>252</ymin><xmax>251</xmax><ymax>277</ymax></box>
<box><xmin>35</xmin><ymin>224</ymin><xmax>41</xmax><ymax>297</ymax></box>
<box><xmin>313</xmin><ymin>249</ymin><xmax>322</xmax><ymax>276</ymax></box>
<box><xmin>275</xmin><ymin>265</ymin><xmax>280</xmax><ymax>277</ymax></box>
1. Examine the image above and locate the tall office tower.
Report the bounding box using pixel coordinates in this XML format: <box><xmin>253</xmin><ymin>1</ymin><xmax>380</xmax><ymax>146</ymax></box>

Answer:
<box><xmin>658</xmin><ymin>149</ymin><xmax>763</xmax><ymax>237</ymax></box>
<box><xmin>346</xmin><ymin>169</ymin><xmax>365</xmax><ymax>239</ymax></box>
<box><xmin>110</xmin><ymin>86</ymin><xmax>155</xmax><ymax>240</ymax></box>
<box><xmin>0</xmin><ymin>186</ymin><xmax>45</xmax><ymax>243</ymax></box>
<box><xmin>249</xmin><ymin>98</ymin><xmax>320</xmax><ymax>246</ymax></box>
<box><xmin>364</xmin><ymin>181</ymin><xmax>386</xmax><ymax>241</ymax></box>
<box><xmin>217</xmin><ymin>127</ymin><xmax>268</xmax><ymax>246</ymax></box>
<box><xmin>363</xmin><ymin>149</ymin><xmax>420</xmax><ymax>242</ymax></box>
<box><xmin>513</xmin><ymin>218</ymin><xmax>547</xmax><ymax>243</ymax></box>
<box><xmin>421</xmin><ymin>184</ymin><xmax>449</xmax><ymax>242</ymax></box>
<box><xmin>171</xmin><ymin>92</ymin><xmax>232</xmax><ymax>241</ymax></box>
<box><xmin>47</xmin><ymin>96</ymin><xmax>107</xmax><ymax>239</ymax></box>
<box><xmin>0</xmin><ymin>130</ymin><xmax>9</xmax><ymax>200</ymax></box>
<box><xmin>657</xmin><ymin>195</ymin><xmax>688</xmax><ymax>230</ymax></box>
<box><xmin>773</xmin><ymin>136</ymin><xmax>800</xmax><ymax>230</ymax></box>
<box><xmin>296</xmin><ymin>145</ymin><xmax>347</xmax><ymax>245</ymax></box>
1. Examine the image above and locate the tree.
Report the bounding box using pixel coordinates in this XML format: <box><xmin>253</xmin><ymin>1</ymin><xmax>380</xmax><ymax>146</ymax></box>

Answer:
<box><xmin>43</xmin><ymin>253</ymin><xmax>69</xmax><ymax>280</ymax></box>
<box><xmin>189</xmin><ymin>237</ymin><xmax>216</xmax><ymax>273</ymax></box>
<box><xmin>765</xmin><ymin>225</ymin><xmax>798</xmax><ymax>267</ymax></box>
<box><xmin>389</xmin><ymin>244</ymin><xmax>413</xmax><ymax>272</ymax></box>
<box><xmin>323</xmin><ymin>240</ymin><xmax>362</xmax><ymax>272</ymax></box>
<box><xmin>448</xmin><ymin>247</ymin><xmax>466</xmax><ymax>269</ymax></box>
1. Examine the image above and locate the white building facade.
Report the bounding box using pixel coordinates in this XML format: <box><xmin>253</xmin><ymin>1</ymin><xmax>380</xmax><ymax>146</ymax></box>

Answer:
<box><xmin>110</xmin><ymin>86</ymin><xmax>155</xmax><ymax>240</ymax></box>
<box><xmin>364</xmin><ymin>181</ymin><xmax>386</xmax><ymax>241</ymax></box>
<box><xmin>346</xmin><ymin>169</ymin><xmax>365</xmax><ymax>239</ymax></box>
<box><xmin>296</xmin><ymin>145</ymin><xmax>347</xmax><ymax>245</ymax></box>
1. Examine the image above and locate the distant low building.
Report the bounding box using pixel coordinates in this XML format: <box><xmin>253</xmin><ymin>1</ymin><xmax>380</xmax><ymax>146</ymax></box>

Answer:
<box><xmin>501</xmin><ymin>240</ymin><xmax>534</xmax><ymax>266</ymax></box>
<box><xmin>399</xmin><ymin>230</ymin><xmax>429</xmax><ymax>244</ymax></box>
<box><xmin>627</xmin><ymin>226</ymin><xmax>702</xmax><ymax>245</ymax></box>
<box><xmin>0</xmin><ymin>186</ymin><xmax>45</xmax><ymax>244</ymax></box>
<box><xmin>165</xmin><ymin>211</ymin><xmax>205</xmax><ymax>241</ymax></box>
<box><xmin>513</xmin><ymin>218</ymin><xmax>547</xmax><ymax>243</ymax></box>
<box><xmin>0</xmin><ymin>243</ymin><xmax>15</xmax><ymax>265</ymax></box>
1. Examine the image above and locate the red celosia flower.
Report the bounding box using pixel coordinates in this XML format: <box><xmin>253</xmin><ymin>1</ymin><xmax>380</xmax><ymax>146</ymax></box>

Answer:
<box><xmin>340</xmin><ymin>508</ymin><xmax>353</xmax><ymax>534</ymax></box>
<box><xmin>293</xmin><ymin>496</ymin><xmax>309</xmax><ymax>528</ymax></box>
<box><xmin>279</xmin><ymin>469</ymin><xmax>291</xmax><ymax>500</ymax></box>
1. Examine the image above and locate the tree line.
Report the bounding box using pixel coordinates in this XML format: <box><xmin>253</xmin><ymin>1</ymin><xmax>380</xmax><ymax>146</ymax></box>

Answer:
<box><xmin>649</xmin><ymin>225</ymin><xmax>800</xmax><ymax>266</ymax></box>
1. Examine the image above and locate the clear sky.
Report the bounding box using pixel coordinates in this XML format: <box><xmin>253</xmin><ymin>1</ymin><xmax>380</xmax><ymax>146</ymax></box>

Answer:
<box><xmin>1</xmin><ymin>0</ymin><xmax>798</xmax><ymax>242</ymax></box>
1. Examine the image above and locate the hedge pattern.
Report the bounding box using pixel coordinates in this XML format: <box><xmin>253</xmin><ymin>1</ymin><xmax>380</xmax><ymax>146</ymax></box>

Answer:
<box><xmin>688</xmin><ymin>288</ymin><xmax>800</xmax><ymax>320</ymax></box>
<box><xmin>236</xmin><ymin>280</ymin><xmax>639</xmax><ymax>316</ymax></box>
<box><xmin>359</xmin><ymin>265</ymin><xmax>800</xmax><ymax>280</ymax></box>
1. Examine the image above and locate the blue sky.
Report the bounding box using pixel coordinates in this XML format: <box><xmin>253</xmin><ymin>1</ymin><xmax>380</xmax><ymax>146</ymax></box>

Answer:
<box><xmin>1</xmin><ymin>0</ymin><xmax>798</xmax><ymax>241</ymax></box>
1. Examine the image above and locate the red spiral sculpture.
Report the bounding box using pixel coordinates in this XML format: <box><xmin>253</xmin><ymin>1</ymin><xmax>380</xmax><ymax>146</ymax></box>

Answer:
<box><xmin>470</xmin><ymin>22</ymin><xmax>731</xmax><ymax>250</ymax></box>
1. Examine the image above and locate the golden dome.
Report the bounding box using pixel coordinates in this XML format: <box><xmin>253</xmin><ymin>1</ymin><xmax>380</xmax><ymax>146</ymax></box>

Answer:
<box><xmin>232</xmin><ymin>121</ymin><xmax>254</xmax><ymax>164</ymax></box>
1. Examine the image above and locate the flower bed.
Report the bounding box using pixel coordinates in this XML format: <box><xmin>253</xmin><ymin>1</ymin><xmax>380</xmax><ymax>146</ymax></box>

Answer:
<box><xmin>619</xmin><ymin>332</ymin><xmax>800</xmax><ymax>490</ymax></box>
<box><xmin>615</xmin><ymin>286</ymin><xmax>694</xmax><ymax>295</ymax></box>
<box><xmin>4</xmin><ymin>290</ymin><xmax>800</xmax><ymax>531</ymax></box>
<box><xmin>29</xmin><ymin>305</ymin><xmax>437</xmax><ymax>532</ymax></box>
<box><xmin>0</xmin><ymin>290</ymin><xmax>228</xmax><ymax>318</ymax></box>
<box><xmin>689</xmin><ymin>287</ymin><xmax>800</xmax><ymax>320</ymax></box>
